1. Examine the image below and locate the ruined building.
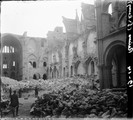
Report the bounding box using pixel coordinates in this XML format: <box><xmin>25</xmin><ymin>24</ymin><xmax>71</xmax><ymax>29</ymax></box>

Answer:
<box><xmin>0</xmin><ymin>3</ymin><xmax>99</xmax><ymax>81</ymax></box>
<box><xmin>95</xmin><ymin>0</ymin><xmax>126</xmax><ymax>89</ymax></box>
<box><xmin>1</xmin><ymin>0</ymin><xmax>126</xmax><ymax>91</ymax></box>
<box><xmin>47</xmin><ymin>3</ymin><xmax>99</xmax><ymax>80</ymax></box>
<box><xmin>1</xmin><ymin>33</ymin><xmax>48</xmax><ymax>80</ymax></box>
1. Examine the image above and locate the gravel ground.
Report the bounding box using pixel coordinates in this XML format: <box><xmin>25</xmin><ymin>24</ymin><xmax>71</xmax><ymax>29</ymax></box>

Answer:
<box><xmin>1</xmin><ymin>90</ymin><xmax>51</xmax><ymax>119</ymax></box>
<box><xmin>2</xmin><ymin>97</ymin><xmax>37</xmax><ymax>118</ymax></box>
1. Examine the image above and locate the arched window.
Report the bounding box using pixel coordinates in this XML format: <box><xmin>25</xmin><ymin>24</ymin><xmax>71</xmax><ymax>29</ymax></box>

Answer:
<box><xmin>118</xmin><ymin>13</ymin><xmax>126</xmax><ymax>28</ymax></box>
<box><xmin>43</xmin><ymin>62</ymin><xmax>47</xmax><ymax>67</ymax></box>
<box><xmin>33</xmin><ymin>62</ymin><xmax>36</xmax><ymax>68</ymax></box>
<box><xmin>108</xmin><ymin>3</ymin><xmax>113</xmax><ymax>15</ymax></box>
<box><xmin>43</xmin><ymin>74</ymin><xmax>47</xmax><ymax>80</ymax></box>
<box><xmin>3</xmin><ymin>64</ymin><xmax>7</xmax><ymax>69</ymax></box>
<box><xmin>7</xmin><ymin>46</ymin><xmax>9</xmax><ymax>53</ymax></box>
<box><xmin>13</xmin><ymin>61</ymin><xmax>15</xmax><ymax>66</ymax></box>
<box><xmin>33</xmin><ymin>74</ymin><xmax>37</xmax><ymax>80</ymax></box>
<box><xmin>12</xmin><ymin>47</ymin><xmax>14</xmax><ymax>53</ymax></box>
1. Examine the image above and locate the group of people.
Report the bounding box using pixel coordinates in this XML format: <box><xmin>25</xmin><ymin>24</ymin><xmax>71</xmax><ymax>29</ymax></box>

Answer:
<box><xmin>9</xmin><ymin>86</ymin><xmax>38</xmax><ymax>117</ymax></box>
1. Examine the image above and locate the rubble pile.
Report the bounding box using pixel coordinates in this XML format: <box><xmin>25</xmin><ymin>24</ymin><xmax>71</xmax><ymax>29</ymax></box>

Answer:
<box><xmin>41</xmin><ymin>76</ymin><xmax>99</xmax><ymax>93</ymax></box>
<box><xmin>1</xmin><ymin>77</ymin><xmax>19</xmax><ymax>90</ymax></box>
<box><xmin>30</xmin><ymin>78</ymin><xmax>127</xmax><ymax>118</ymax></box>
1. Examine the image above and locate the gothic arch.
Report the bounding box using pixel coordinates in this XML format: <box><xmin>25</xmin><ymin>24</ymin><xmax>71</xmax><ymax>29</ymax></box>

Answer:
<box><xmin>28</xmin><ymin>54</ymin><xmax>37</xmax><ymax>68</ymax></box>
<box><xmin>104</xmin><ymin>40</ymin><xmax>125</xmax><ymax>66</ymax></box>
<box><xmin>102</xmin><ymin>1</ymin><xmax>112</xmax><ymax>13</ymax></box>
<box><xmin>85</xmin><ymin>57</ymin><xmax>95</xmax><ymax>76</ymax></box>
<box><xmin>103</xmin><ymin>40</ymin><xmax>126</xmax><ymax>88</ymax></box>
<box><xmin>118</xmin><ymin>12</ymin><xmax>126</xmax><ymax>28</ymax></box>
<box><xmin>28</xmin><ymin>54</ymin><xmax>37</xmax><ymax>61</ymax></box>
<box><xmin>43</xmin><ymin>74</ymin><xmax>47</xmax><ymax>80</ymax></box>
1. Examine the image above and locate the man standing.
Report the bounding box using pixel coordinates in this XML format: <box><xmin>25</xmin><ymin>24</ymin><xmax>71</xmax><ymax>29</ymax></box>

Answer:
<box><xmin>35</xmin><ymin>86</ymin><xmax>38</xmax><ymax>98</ymax></box>
<box><xmin>10</xmin><ymin>90</ymin><xmax>19</xmax><ymax>117</ymax></box>
<box><xmin>9</xmin><ymin>87</ymin><xmax>12</xmax><ymax>98</ymax></box>
<box><xmin>18</xmin><ymin>88</ymin><xmax>22</xmax><ymax>98</ymax></box>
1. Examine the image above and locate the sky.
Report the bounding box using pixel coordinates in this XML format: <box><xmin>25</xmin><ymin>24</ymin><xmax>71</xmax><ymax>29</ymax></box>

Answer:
<box><xmin>1</xmin><ymin>0</ymin><xmax>94</xmax><ymax>38</ymax></box>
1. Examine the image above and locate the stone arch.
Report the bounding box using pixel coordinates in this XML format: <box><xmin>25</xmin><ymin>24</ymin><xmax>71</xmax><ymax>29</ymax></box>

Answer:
<box><xmin>118</xmin><ymin>12</ymin><xmax>126</xmax><ymax>28</ymax></box>
<box><xmin>28</xmin><ymin>54</ymin><xmax>37</xmax><ymax>69</ymax></box>
<box><xmin>33</xmin><ymin>74</ymin><xmax>37</xmax><ymax>80</ymax></box>
<box><xmin>33</xmin><ymin>73</ymin><xmax>40</xmax><ymax>80</ymax></box>
<box><xmin>1</xmin><ymin>34</ymin><xmax>23</xmax><ymax>80</ymax></box>
<box><xmin>33</xmin><ymin>61</ymin><xmax>36</xmax><ymax>68</ymax></box>
<box><xmin>43</xmin><ymin>62</ymin><xmax>47</xmax><ymax>67</ymax></box>
<box><xmin>104</xmin><ymin>40</ymin><xmax>126</xmax><ymax>88</ymax></box>
<box><xmin>104</xmin><ymin>41</ymin><xmax>125</xmax><ymax>65</ymax></box>
<box><xmin>43</xmin><ymin>74</ymin><xmax>47</xmax><ymax>80</ymax></box>
<box><xmin>28</xmin><ymin>54</ymin><xmax>37</xmax><ymax>60</ymax></box>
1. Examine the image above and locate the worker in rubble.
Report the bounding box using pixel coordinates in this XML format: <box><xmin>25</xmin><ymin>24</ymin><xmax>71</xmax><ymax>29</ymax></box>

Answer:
<box><xmin>9</xmin><ymin>87</ymin><xmax>12</xmax><ymax>98</ymax></box>
<box><xmin>35</xmin><ymin>86</ymin><xmax>38</xmax><ymax>98</ymax></box>
<box><xmin>10</xmin><ymin>90</ymin><xmax>19</xmax><ymax>117</ymax></box>
<box><xmin>18</xmin><ymin>88</ymin><xmax>22</xmax><ymax>98</ymax></box>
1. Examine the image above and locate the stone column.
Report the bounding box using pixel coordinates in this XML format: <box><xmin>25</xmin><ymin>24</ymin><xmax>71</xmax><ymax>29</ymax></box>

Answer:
<box><xmin>82</xmin><ymin>41</ymin><xmax>87</xmax><ymax>59</ymax></box>
<box><xmin>98</xmin><ymin>64</ymin><xmax>104</xmax><ymax>90</ymax></box>
<box><xmin>65</xmin><ymin>41</ymin><xmax>69</xmax><ymax>77</ymax></box>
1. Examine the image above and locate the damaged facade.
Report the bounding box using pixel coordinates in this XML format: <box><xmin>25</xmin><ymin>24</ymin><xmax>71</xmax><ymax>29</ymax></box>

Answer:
<box><xmin>47</xmin><ymin>3</ymin><xmax>99</xmax><ymax>80</ymax></box>
<box><xmin>0</xmin><ymin>1</ymin><xmax>126</xmax><ymax>89</ymax></box>
<box><xmin>1</xmin><ymin>33</ymin><xmax>48</xmax><ymax>80</ymax></box>
<box><xmin>95</xmin><ymin>0</ymin><xmax>126</xmax><ymax>89</ymax></box>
